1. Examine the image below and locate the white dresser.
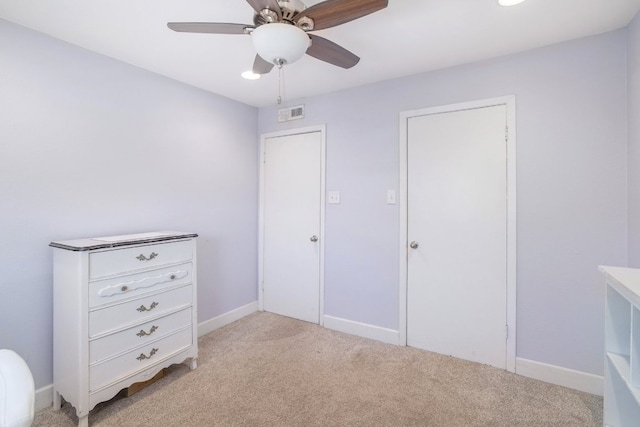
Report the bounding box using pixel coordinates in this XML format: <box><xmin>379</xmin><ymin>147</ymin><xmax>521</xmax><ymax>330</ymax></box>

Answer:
<box><xmin>50</xmin><ymin>231</ymin><xmax>198</xmax><ymax>427</ymax></box>
<box><xmin>601</xmin><ymin>266</ymin><xmax>640</xmax><ymax>427</ymax></box>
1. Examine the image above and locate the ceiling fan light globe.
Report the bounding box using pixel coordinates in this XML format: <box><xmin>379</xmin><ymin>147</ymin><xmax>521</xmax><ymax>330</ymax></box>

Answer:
<box><xmin>252</xmin><ymin>23</ymin><xmax>310</xmax><ymax>66</ymax></box>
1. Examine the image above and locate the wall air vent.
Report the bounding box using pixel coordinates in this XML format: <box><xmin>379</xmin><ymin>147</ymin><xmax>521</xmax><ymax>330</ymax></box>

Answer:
<box><xmin>278</xmin><ymin>104</ymin><xmax>305</xmax><ymax>122</ymax></box>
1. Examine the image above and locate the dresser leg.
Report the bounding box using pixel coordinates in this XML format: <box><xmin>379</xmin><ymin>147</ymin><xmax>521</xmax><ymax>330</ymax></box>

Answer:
<box><xmin>189</xmin><ymin>358</ymin><xmax>198</xmax><ymax>370</ymax></box>
<box><xmin>78</xmin><ymin>414</ymin><xmax>88</xmax><ymax>427</ymax></box>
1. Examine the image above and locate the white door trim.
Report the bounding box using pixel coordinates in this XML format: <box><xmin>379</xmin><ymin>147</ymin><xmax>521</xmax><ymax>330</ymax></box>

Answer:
<box><xmin>258</xmin><ymin>124</ymin><xmax>327</xmax><ymax>325</ymax></box>
<box><xmin>398</xmin><ymin>96</ymin><xmax>517</xmax><ymax>372</ymax></box>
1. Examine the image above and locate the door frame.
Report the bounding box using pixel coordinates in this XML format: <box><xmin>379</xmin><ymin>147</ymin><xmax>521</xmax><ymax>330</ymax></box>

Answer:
<box><xmin>398</xmin><ymin>96</ymin><xmax>517</xmax><ymax>372</ymax></box>
<box><xmin>258</xmin><ymin>124</ymin><xmax>327</xmax><ymax>325</ymax></box>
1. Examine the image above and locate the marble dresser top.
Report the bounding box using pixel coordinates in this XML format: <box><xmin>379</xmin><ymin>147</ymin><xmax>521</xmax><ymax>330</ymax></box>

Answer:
<box><xmin>49</xmin><ymin>231</ymin><xmax>198</xmax><ymax>251</ymax></box>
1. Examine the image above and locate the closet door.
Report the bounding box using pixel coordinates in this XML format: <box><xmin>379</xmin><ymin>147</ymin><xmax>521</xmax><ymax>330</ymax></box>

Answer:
<box><xmin>406</xmin><ymin>104</ymin><xmax>508</xmax><ymax>369</ymax></box>
<box><xmin>261</xmin><ymin>130</ymin><xmax>323</xmax><ymax>323</ymax></box>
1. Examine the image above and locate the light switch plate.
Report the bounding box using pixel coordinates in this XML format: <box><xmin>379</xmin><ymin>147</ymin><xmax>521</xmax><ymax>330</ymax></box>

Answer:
<box><xmin>328</xmin><ymin>191</ymin><xmax>341</xmax><ymax>204</ymax></box>
<box><xmin>387</xmin><ymin>190</ymin><xmax>396</xmax><ymax>205</ymax></box>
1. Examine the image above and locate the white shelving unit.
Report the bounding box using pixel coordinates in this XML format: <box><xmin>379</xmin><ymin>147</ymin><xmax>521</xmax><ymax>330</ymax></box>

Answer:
<box><xmin>601</xmin><ymin>266</ymin><xmax>640</xmax><ymax>427</ymax></box>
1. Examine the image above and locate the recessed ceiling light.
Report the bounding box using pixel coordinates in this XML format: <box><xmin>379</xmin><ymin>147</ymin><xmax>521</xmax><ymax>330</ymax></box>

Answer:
<box><xmin>241</xmin><ymin>70</ymin><xmax>261</xmax><ymax>80</ymax></box>
<box><xmin>499</xmin><ymin>0</ymin><xmax>527</xmax><ymax>6</ymax></box>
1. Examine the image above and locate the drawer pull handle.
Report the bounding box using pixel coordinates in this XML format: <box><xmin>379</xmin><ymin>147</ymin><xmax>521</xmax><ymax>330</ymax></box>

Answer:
<box><xmin>136</xmin><ymin>348</ymin><xmax>158</xmax><ymax>361</ymax></box>
<box><xmin>121</xmin><ymin>285</ymin><xmax>129</xmax><ymax>292</ymax></box>
<box><xmin>136</xmin><ymin>302</ymin><xmax>159</xmax><ymax>312</ymax></box>
<box><xmin>136</xmin><ymin>325</ymin><xmax>159</xmax><ymax>337</ymax></box>
<box><xmin>170</xmin><ymin>274</ymin><xmax>176</xmax><ymax>280</ymax></box>
<box><xmin>136</xmin><ymin>252</ymin><xmax>158</xmax><ymax>261</ymax></box>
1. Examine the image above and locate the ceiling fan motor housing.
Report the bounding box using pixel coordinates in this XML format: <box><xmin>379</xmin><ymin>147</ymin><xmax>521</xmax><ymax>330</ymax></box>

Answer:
<box><xmin>279</xmin><ymin>0</ymin><xmax>306</xmax><ymax>21</ymax></box>
<box><xmin>254</xmin><ymin>0</ymin><xmax>308</xmax><ymax>26</ymax></box>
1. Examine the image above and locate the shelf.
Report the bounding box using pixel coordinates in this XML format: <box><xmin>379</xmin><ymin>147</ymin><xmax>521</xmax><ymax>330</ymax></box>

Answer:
<box><xmin>601</xmin><ymin>266</ymin><xmax>640</xmax><ymax>309</ymax></box>
<box><xmin>606</xmin><ymin>285</ymin><xmax>632</xmax><ymax>356</ymax></box>
<box><xmin>608</xmin><ymin>352</ymin><xmax>640</xmax><ymax>407</ymax></box>
<box><xmin>608</xmin><ymin>353</ymin><xmax>631</xmax><ymax>382</ymax></box>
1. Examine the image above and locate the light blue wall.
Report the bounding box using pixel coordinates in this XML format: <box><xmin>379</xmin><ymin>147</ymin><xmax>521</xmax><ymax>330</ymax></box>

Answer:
<box><xmin>258</xmin><ymin>30</ymin><xmax>628</xmax><ymax>376</ymax></box>
<box><xmin>0</xmin><ymin>19</ymin><xmax>259</xmax><ymax>389</ymax></box>
<box><xmin>629</xmin><ymin>12</ymin><xmax>640</xmax><ymax>267</ymax></box>
<box><xmin>1</xmin><ymin>14</ymin><xmax>632</xmax><ymax>392</ymax></box>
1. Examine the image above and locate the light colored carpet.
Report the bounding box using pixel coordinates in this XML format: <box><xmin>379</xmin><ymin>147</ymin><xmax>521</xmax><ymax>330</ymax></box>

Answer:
<box><xmin>34</xmin><ymin>312</ymin><xmax>602</xmax><ymax>426</ymax></box>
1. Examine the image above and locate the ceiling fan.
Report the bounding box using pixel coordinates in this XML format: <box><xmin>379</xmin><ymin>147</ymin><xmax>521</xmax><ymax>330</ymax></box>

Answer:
<box><xmin>167</xmin><ymin>0</ymin><xmax>389</xmax><ymax>75</ymax></box>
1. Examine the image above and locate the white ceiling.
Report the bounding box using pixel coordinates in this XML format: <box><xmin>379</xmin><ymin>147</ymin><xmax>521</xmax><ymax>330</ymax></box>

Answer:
<box><xmin>1</xmin><ymin>0</ymin><xmax>639</xmax><ymax>107</ymax></box>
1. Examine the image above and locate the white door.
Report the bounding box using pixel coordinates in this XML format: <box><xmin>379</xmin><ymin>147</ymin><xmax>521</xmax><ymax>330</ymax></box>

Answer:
<box><xmin>406</xmin><ymin>104</ymin><xmax>509</xmax><ymax>369</ymax></box>
<box><xmin>261</xmin><ymin>130</ymin><xmax>323</xmax><ymax>324</ymax></box>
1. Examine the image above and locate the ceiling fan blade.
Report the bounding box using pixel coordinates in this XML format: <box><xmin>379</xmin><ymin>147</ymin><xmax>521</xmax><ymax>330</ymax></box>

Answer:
<box><xmin>167</xmin><ymin>22</ymin><xmax>253</xmax><ymax>35</ymax></box>
<box><xmin>294</xmin><ymin>0</ymin><xmax>388</xmax><ymax>31</ymax></box>
<box><xmin>252</xmin><ymin>54</ymin><xmax>275</xmax><ymax>74</ymax></box>
<box><xmin>306</xmin><ymin>34</ymin><xmax>360</xmax><ymax>69</ymax></box>
<box><xmin>246</xmin><ymin>0</ymin><xmax>282</xmax><ymax>21</ymax></box>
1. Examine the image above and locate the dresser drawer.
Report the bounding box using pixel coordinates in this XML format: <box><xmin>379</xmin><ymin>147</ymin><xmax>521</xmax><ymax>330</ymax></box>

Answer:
<box><xmin>89</xmin><ymin>240</ymin><xmax>194</xmax><ymax>279</ymax></box>
<box><xmin>89</xmin><ymin>327</ymin><xmax>193</xmax><ymax>392</ymax></box>
<box><xmin>89</xmin><ymin>262</ymin><xmax>192</xmax><ymax>308</ymax></box>
<box><xmin>89</xmin><ymin>285</ymin><xmax>193</xmax><ymax>337</ymax></box>
<box><xmin>90</xmin><ymin>308</ymin><xmax>192</xmax><ymax>364</ymax></box>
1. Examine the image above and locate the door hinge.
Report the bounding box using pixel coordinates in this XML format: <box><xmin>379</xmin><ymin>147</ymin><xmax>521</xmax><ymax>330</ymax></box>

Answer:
<box><xmin>505</xmin><ymin>324</ymin><xmax>509</xmax><ymax>340</ymax></box>
<box><xmin>505</xmin><ymin>125</ymin><xmax>509</xmax><ymax>142</ymax></box>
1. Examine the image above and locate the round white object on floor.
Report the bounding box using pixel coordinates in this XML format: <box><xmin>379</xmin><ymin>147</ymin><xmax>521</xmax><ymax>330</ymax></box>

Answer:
<box><xmin>0</xmin><ymin>349</ymin><xmax>34</xmax><ymax>427</ymax></box>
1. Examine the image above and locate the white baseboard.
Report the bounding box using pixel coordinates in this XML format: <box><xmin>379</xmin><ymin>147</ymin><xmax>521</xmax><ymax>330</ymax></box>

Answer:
<box><xmin>197</xmin><ymin>301</ymin><xmax>258</xmax><ymax>337</ymax></box>
<box><xmin>323</xmin><ymin>315</ymin><xmax>400</xmax><ymax>345</ymax></box>
<box><xmin>35</xmin><ymin>384</ymin><xmax>53</xmax><ymax>412</ymax></box>
<box><xmin>515</xmin><ymin>357</ymin><xmax>603</xmax><ymax>396</ymax></box>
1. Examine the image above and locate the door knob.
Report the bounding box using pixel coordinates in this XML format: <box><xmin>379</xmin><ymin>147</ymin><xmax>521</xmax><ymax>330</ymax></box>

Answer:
<box><xmin>410</xmin><ymin>241</ymin><xmax>419</xmax><ymax>249</ymax></box>
<box><xmin>310</xmin><ymin>235</ymin><xmax>318</xmax><ymax>242</ymax></box>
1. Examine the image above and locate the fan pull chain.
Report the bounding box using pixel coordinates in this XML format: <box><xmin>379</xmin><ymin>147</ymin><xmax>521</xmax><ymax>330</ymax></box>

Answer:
<box><xmin>277</xmin><ymin>63</ymin><xmax>284</xmax><ymax>105</ymax></box>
